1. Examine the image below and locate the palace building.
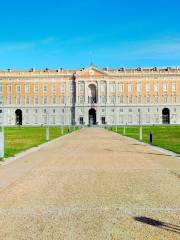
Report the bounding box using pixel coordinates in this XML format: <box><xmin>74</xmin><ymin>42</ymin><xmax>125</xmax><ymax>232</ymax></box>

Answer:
<box><xmin>0</xmin><ymin>65</ymin><xmax>179</xmax><ymax>126</ymax></box>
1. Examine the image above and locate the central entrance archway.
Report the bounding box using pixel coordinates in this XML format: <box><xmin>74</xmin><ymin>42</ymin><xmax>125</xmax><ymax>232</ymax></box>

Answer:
<box><xmin>162</xmin><ymin>108</ymin><xmax>170</xmax><ymax>124</ymax></box>
<box><xmin>89</xmin><ymin>108</ymin><xmax>96</xmax><ymax>125</ymax></box>
<box><xmin>15</xmin><ymin>109</ymin><xmax>22</xmax><ymax>125</ymax></box>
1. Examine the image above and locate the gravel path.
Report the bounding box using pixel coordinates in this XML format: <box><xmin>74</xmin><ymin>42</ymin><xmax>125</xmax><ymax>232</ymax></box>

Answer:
<box><xmin>0</xmin><ymin>127</ymin><xmax>179</xmax><ymax>239</ymax></box>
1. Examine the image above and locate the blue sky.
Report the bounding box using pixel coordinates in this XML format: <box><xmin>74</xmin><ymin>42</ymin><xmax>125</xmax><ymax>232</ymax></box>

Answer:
<box><xmin>0</xmin><ymin>0</ymin><xmax>180</xmax><ymax>69</ymax></box>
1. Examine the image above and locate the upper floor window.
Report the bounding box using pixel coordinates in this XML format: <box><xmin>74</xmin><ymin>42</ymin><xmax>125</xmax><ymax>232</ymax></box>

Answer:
<box><xmin>163</xmin><ymin>82</ymin><xmax>168</xmax><ymax>92</ymax></box>
<box><xmin>154</xmin><ymin>82</ymin><xmax>158</xmax><ymax>92</ymax></box>
<box><xmin>16</xmin><ymin>85</ymin><xmax>21</xmax><ymax>93</ymax></box>
<box><xmin>137</xmin><ymin>95</ymin><xmax>141</xmax><ymax>104</ymax></box>
<box><xmin>128</xmin><ymin>95</ymin><xmax>132</xmax><ymax>104</ymax></box>
<box><xmin>42</xmin><ymin>96</ymin><xmax>47</xmax><ymax>105</ymax></box>
<box><xmin>172</xmin><ymin>94</ymin><xmax>176</xmax><ymax>103</ymax></box>
<box><xmin>137</xmin><ymin>82</ymin><xmax>141</xmax><ymax>92</ymax></box>
<box><xmin>128</xmin><ymin>83</ymin><xmax>132</xmax><ymax>93</ymax></box>
<box><xmin>43</xmin><ymin>84</ymin><xmax>48</xmax><ymax>93</ymax></box>
<box><xmin>172</xmin><ymin>82</ymin><xmax>176</xmax><ymax>92</ymax></box>
<box><xmin>7</xmin><ymin>96</ymin><xmax>12</xmax><ymax>105</ymax></box>
<box><xmin>79</xmin><ymin>96</ymin><xmax>84</xmax><ymax>104</ymax></box>
<box><xmin>110</xmin><ymin>96</ymin><xmax>115</xmax><ymax>104</ymax></box>
<box><xmin>51</xmin><ymin>95</ymin><xmax>56</xmax><ymax>104</ymax></box>
<box><xmin>34</xmin><ymin>84</ymin><xmax>38</xmax><ymax>93</ymax></box>
<box><xmin>146</xmin><ymin>94</ymin><xmax>150</xmax><ymax>104</ymax></box>
<box><xmin>118</xmin><ymin>95</ymin><xmax>123</xmax><ymax>104</ymax></box>
<box><xmin>163</xmin><ymin>94</ymin><xmax>168</xmax><ymax>103</ymax></box>
<box><xmin>101</xmin><ymin>82</ymin><xmax>106</xmax><ymax>92</ymax></box>
<box><xmin>69</xmin><ymin>82</ymin><xmax>73</xmax><ymax>92</ymax></box>
<box><xmin>60</xmin><ymin>83</ymin><xmax>65</xmax><ymax>93</ymax></box>
<box><xmin>16</xmin><ymin>96</ymin><xmax>21</xmax><ymax>105</ymax></box>
<box><xmin>145</xmin><ymin>82</ymin><xmax>150</xmax><ymax>92</ymax></box>
<box><xmin>79</xmin><ymin>82</ymin><xmax>84</xmax><ymax>92</ymax></box>
<box><xmin>25</xmin><ymin>84</ymin><xmax>30</xmax><ymax>93</ymax></box>
<box><xmin>110</xmin><ymin>83</ymin><xmax>115</xmax><ymax>93</ymax></box>
<box><xmin>25</xmin><ymin>96</ymin><xmax>30</xmax><ymax>105</ymax></box>
<box><xmin>60</xmin><ymin>95</ymin><xmax>65</xmax><ymax>104</ymax></box>
<box><xmin>154</xmin><ymin>95</ymin><xmax>158</xmax><ymax>104</ymax></box>
<box><xmin>52</xmin><ymin>83</ymin><xmax>56</xmax><ymax>93</ymax></box>
<box><xmin>34</xmin><ymin>96</ymin><xmax>38</xmax><ymax>105</ymax></box>
<box><xmin>0</xmin><ymin>84</ymin><xmax>2</xmax><ymax>93</ymax></box>
<box><xmin>7</xmin><ymin>85</ymin><xmax>12</xmax><ymax>93</ymax></box>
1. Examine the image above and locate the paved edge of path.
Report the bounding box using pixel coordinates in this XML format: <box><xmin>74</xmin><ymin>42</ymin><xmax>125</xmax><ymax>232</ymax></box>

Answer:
<box><xmin>1</xmin><ymin>129</ymin><xmax>80</xmax><ymax>167</ymax></box>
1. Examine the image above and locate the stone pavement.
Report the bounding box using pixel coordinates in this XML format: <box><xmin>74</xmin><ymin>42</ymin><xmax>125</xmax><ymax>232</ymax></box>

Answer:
<box><xmin>0</xmin><ymin>127</ymin><xmax>179</xmax><ymax>239</ymax></box>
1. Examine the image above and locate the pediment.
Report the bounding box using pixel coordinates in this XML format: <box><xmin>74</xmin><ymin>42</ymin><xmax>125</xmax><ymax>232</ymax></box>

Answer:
<box><xmin>75</xmin><ymin>66</ymin><xmax>109</xmax><ymax>79</ymax></box>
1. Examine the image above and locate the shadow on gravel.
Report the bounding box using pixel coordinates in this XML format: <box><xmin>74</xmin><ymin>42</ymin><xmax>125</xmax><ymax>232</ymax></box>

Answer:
<box><xmin>134</xmin><ymin>216</ymin><xmax>180</xmax><ymax>234</ymax></box>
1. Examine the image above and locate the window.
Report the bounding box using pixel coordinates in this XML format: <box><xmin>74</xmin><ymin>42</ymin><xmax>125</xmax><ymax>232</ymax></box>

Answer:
<box><xmin>163</xmin><ymin>94</ymin><xmax>168</xmax><ymax>103</ymax></box>
<box><xmin>137</xmin><ymin>95</ymin><xmax>141</xmax><ymax>104</ymax></box>
<box><xmin>0</xmin><ymin>95</ymin><xmax>3</xmax><ymax>104</ymax></box>
<box><xmin>120</xmin><ymin>108</ymin><xmax>123</xmax><ymax>113</ymax></box>
<box><xmin>25</xmin><ymin>84</ymin><xmax>30</xmax><ymax>93</ymax></box>
<box><xmin>79</xmin><ymin>83</ymin><xmax>84</xmax><ymax>92</ymax></box>
<box><xmin>101</xmin><ymin>82</ymin><xmax>106</xmax><ymax>92</ymax></box>
<box><xmin>137</xmin><ymin>82</ymin><xmax>141</xmax><ymax>92</ymax></box>
<box><xmin>128</xmin><ymin>83</ymin><xmax>132</xmax><ymax>93</ymax></box>
<box><xmin>16</xmin><ymin>96</ymin><xmax>21</xmax><ymax>105</ymax></box>
<box><xmin>43</xmin><ymin>96</ymin><xmax>47</xmax><ymax>105</ymax></box>
<box><xmin>79</xmin><ymin>96</ymin><xmax>84</xmax><ymax>104</ymax></box>
<box><xmin>34</xmin><ymin>84</ymin><xmax>38</xmax><ymax>93</ymax></box>
<box><xmin>69</xmin><ymin>83</ymin><xmax>73</xmax><ymax>92</ymax></box>
<box><xmin>163</xmin><ymin>82</ymin><xmax>168</xmax><ymax>92</ymax></box>
<box><xmin>146</xmin><ymin>94</ymin><xmax>150</xmax><ymax>104</ymax></box>
<box><xmin>101</xmin><ymin>96</ymin><xmax>106</xmax><ymax>104</ymax></box>
<box><xmin>7</xmin><ymin>85</ymin><xmax>12</xmax><ymax>93</ymax></box>
<box><xmin>154</xmin><ymin>82</ymin><xmax>158</xmax><ymax>92</ymax></box>
<box><xmin>25</xmin><ymin>96</ymin><xmax>30</xmax><ymax>105</ymax></box>
<box><xmin>52</xmin><ymin>83</ymin><xmax>56</xmax><ymax>93</ymax></box>
<box><xmin>43</xmin><ymin>84</ymin><xmax>48</xmax><ymax>93</ymax></box>
<box><xmin>51</xmin><ymin>95</ymin><xmax>56</xmax><ymax>104</ymax></box>
<box><xmin>60</xmin><ymin>83</ymin><xmax>65</xmax><ymax>93</ymax></box>
<box><xmin>110</xmin><ymin>83</ymin><xmax>115</xmax><ymax>92</ymax></box>
<box><xmin>69</xmin><ymin>96</ymin><xmax>74</xmax><ymax>104</ymax></box>
<box><xmin>16</xmin><ymin>85</ymin><xmax>21</xmax><ymax>93</ymax></box>
<box><xmin>173</xmin><ymin>94</ymin><xmax>176</xmax><ymax>103</ymax></box>
<box><xmin>154</xmin><ymin>95</ymin><xmax>158</xmax><ymax>104</ymax></box>
<box><xmin>110</xmin><ymin>96</ymin><xmax>115</xmax><ymax>104</ymax></box>
<box><xmin>34</xmin><ymin>96</ymin><xmax>38</xmax><ymax>105</ymax></box>
<box><xmin>0</xmin><ymin>84</ymin><xmax>2</xmax><ymax>93</ymax></box>
<box><xmin>128</xmin><ymin>95</ymin><xmax>132</xmax><ymax>104</ymax></box>
<box><xmin>118</xmin><ymin>95</ymin><xmax>124</xmax><ymax>104</ymax></box>
<box><xmin>172</xmin><ymin>82</ymin><xmax>176</xmax><ymax>92</ymax></box>
<box><xmin>145</xmin><ymin>82</ymin><xmax>150</xmax><ymax>92</ymax></box>
<box><xmin>118</xmin><ymin>83</ymin><xmax>123</xmax><ymax>92</ymax></box>
<box><xmin>60</xmin><ymin>96</ymin><xmax>65</xmax><ymax>104</ymax></box>
<box><xmin>7</xmin><ymin>96</ymin><xmax>12</xmax><ymax>105</ymax></box>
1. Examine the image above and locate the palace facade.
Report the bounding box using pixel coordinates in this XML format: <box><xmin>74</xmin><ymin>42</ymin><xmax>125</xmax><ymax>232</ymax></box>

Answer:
<box><xmin>0</xmin><ymin>66</ymin><xmax>180</xmax><ymax>126</ymax></box>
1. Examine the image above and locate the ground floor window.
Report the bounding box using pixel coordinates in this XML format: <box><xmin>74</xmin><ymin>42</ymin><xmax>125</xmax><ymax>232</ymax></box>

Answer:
<box><xmin>79</xmin><ymin>117</ymin><xmax>83</xmax><ymax>125</ymax></box>
<box><xmin>101</xmin><ymin>117</ymin><xmax>106</xmax><ymax>124</ymax></box>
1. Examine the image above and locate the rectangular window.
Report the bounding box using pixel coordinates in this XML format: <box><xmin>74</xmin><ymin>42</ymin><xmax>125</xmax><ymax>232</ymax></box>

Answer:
<box><xmin>7</xmin><ymin>85</ymin><xmax>12</xmax><ymax>93</ymax></box>
<box><xmin>154</xmin><ymin>82</ymin><xmax>158</xmax><ymax>92</ymax></box>
<box><xmin>16</xmin><ymin>96</ymin><xmax>21</xmax><ymax>105</ymax></box>
<box><xmin>60</xmin><ymin>96</ymin><xmax>65</xmax><ymax>104</ymax></box>
<box><xmin>0</xmin><ymin>84</ymin><xmax>2</xmax><ymax>93</ymax></box>
<box><xmin>163</xmin><ymin>94</ymin><xmax>168</xmax><ymax>103</ymax></box>
<box><xmin>43</xmin><ymin>84</ymin><xmax>48</xmax><ymax>93</ymax></box>
<box><xmin>110</xmin><ymin>96</ymin><xmax>115</xmax><ymax>104</ymax></box>
<box><xmin>0</xmin><ymin>95</ymin><xmax>3</xmax><ymax>104</ymax></box>
<box><xmin>119</xmin><ymin>83</ymin><xmax>124</xmax><ymax>92</ymax></box>
<box><xmin>137</xmin><ymin>82</ymin><xmax>141</xmax><ymax>92</ymax></box>
<box><xmin>79</xmin><ymin>96</ymin><xmax>84</xmax><ymax>104</ymax></box>
<box><xmin>146</xmin><ymin>94</ymin><xmax>150</xmax><ymax>104</ymax></box>
<box><xmin>79</xmin><ymin>83</ymin><xmax>84</xmax><ymax>92</ymax></box>
<box><xmin>172</xmin><ymin>82</ymin><xmax>176</xmax><ymax>92</ymax></box>
<box><xmin>34</xmin><ymin>84</ymin><xmax>38</xmax><ymax>93</ymax></box>
<box><xmin>52</xmin><ymin>83</ymin><xmax>56</xmax><ymax>93</ymax></box>
<box><xmin>16</xmin><ymin>85</ymin><xmax>21</xmax><ymax>93</ymax></box>
<box><xmin>69</xmin><ymin>83</ymin><xmax>73</xmax><ymax>92</ymax></box>
<box><xmin>51</xmin><ymin>96</ymin><xmax>56</xmax><ymax>104</ymax></box>
<box><xmin>101</xmin><ymin>96</ymin><xmax>106</xmax><ymax>104</ymax></box>
<box><xmin>25</xmin><ymin>84</ymin><xmax>30</xmax><ymax>93</ymax></box>
<box><xmin>110</xmin><ymin>83</ymin><xmax>115</xmax><ymax>92</ymax></box>
<box><xmin>60</xmin><ymin>83</ymin><xmax>65</xmax><ymax>93</ymax></box>
<box><xmin>154</xmin><ymin>95</ymin><xmax>159</xmax><ymax>104</ymax></box>
<box><xmin>145</xmin><ymin>82</ymin><xmax>150</xmax><ymax>92</ymax></box>
<box><xmin>101</xmin><ymin>82</ymin><xmax>106</xmax><ymax>92</ymax></box>
<box><xmin>25</xmin><ymin>96</ymin><xmax>30</xmax><ymax>105</ymax></box>
<box><xmin>173</xmin><ymin>94</ymin><xmax>176</xmax><ymax>103</ymax></box>
<box><xmin>34</xmin><ymin>96</ymin><xmax>38</xmax><ymax>105</ymax></box>
<box><xmin>43</xmin><ymin>96</ymin><xmax>47</xmax><ymax>105</ymax></box>
<box><xmin>128</xmin><ymin>95</ymin><xmax>132</xmax><ymax>104</ymax></box>
<box><xmin>7</xmin><ymin>96</ymin><xmax>12</xmax><ymax>105</ymax></box>
<box><xmin>163</xmin><ymin>82</ymin><xmax>168</xmax><ymax>92</ymax></box>
<box><xmin>137</xmin><ymin>95</ymin><xmax>141</xmax><ymax>104</ymax></box>
<box><xmin>128</xmin><ymin>83</ymin><xmax>132</xmax><ymax>93</ymax></box>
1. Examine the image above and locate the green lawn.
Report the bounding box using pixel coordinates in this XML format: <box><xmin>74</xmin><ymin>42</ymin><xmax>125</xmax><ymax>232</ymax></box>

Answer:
<box><xmin>3</xmin><ymin>126</ymin><xmax>78</xmax><ymax>158</ymax></box>
<box><xmin>110</xmin><ymin>125</ymin><xmax>180</xmax><ymax>154</ymax></box>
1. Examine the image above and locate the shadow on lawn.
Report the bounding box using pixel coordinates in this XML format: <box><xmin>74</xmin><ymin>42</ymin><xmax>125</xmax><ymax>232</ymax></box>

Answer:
<box><xmin>134</xmin><ymin>216</ymin><xmax>180</xmax><ymax>234</ymax></box>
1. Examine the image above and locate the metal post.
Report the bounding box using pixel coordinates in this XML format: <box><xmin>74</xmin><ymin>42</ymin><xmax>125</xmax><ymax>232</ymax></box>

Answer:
<box><xmin>138</xmin><ymin>108</ymin><xmax>142</xmax><ymax>142</ymax></box>
<box><xmin>0</xmin><ymin>126</ymin><xmax>4</xmax><ymax>158</ymax></box>
<box><xmin>139</xmin><ymin>126</ymin><xmax>142</xmax><ymax>142</ymax></box>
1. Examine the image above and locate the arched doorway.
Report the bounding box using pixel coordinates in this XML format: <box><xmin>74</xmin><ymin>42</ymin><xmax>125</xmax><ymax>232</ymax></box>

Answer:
<box><xmin>15</xmin><ymin>109</ymin><xmax>22</xmax><ymax>125</ymax></box>
<box><xmin>89</xmin><ymin>108</ymin><xmax>96</xmax><ymax>125</ymax></box>
<box><xmin>162</xmin><ymin>108</ymin><xmax>170</xmax><ymax>124</ymax></box>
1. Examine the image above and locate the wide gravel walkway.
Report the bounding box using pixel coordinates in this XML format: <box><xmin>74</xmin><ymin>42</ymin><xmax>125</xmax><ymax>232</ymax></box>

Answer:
<box><xmin>0</xmin><ymin>127</ymin><xmax>179</xmax><ymax>239</ymax></box>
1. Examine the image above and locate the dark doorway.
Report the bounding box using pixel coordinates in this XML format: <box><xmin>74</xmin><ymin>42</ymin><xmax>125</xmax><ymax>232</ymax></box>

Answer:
<box><xmin>15</xmin><ymin>109</ymin><xmax>22</xmax><ymax>125</ymax></box>
<box><xmin>101</xmin><ymin>117</ymin><xmax>106</xmax><ymax>125</ymax></box>
<box><xmin>79</xmin><ymin>117</ymin><xmax>84</xmax><ymax>125</ymax></box>
<box><xmin>162</xmin><ymin>108</ymin><xmax>170</xmax><ymax>124</ymax></box>
<box><xmin>89</xmin><ymin>108</ymin><xmax>96</xmax><ymax>125</ymax></box>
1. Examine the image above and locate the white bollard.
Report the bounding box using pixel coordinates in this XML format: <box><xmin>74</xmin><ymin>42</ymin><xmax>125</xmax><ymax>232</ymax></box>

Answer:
<box><xmin>61</xmin><ymin>126</ymin><xmax>64</xmax><ymax>135</ymax></box>
<box><xmin>139</xmin><ymin>126</ymin><xmax>142</xmax><ymax>142</ymax></box>
<box><xmin>46</xmin><ymin>127</ymin><xmax>49</xmax><ymax>141</ymax></box>
<box><xmin>0</xmin><ymin>127</ymin><xmax>4</xmax><ymax>158</ymax></box>
<box><xmin>123</xmin><ymin>125</ymin><xmax>126</xmax><ymax>135</ymax></box>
